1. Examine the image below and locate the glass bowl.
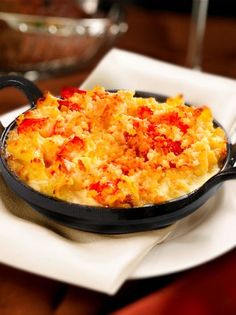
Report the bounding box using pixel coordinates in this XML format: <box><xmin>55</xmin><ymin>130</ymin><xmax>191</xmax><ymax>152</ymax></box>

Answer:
<box><xmin>0</xmin><ymin>0</ymin><xmax>127</xmax><ymax>79</ymax></box>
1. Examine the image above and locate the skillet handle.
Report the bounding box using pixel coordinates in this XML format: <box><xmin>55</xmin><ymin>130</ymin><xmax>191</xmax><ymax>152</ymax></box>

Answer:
<box><xmin>202</xmin><ymin>141</ymin><xmax>236</xmax><ymax>191</ymax></box>
<box><xmin>0</xmin><ymin>75</ymin><xmax>43</xmax><ymax>107</ymax></box>
<box><xmin>201</xmin><ymin>165</ymin><xmax>236</xmax><ymax>196</ymax></box>
<box><xmin>229</xmin><ymin>119</ymin><xmax>236</xmax><ymax>165</ymax></box>
<box><xmin>228</xmin><ymin>143</ymin><xmax>236</xmax><ymax>166</ymax></box>
<box><xmin>214</xmin><ymin>167</ymin><xmax>236</xmax><ymax>181</ymax></box>
<box><xmin>211</xmin><ymin>142</ymin><xmax>236</xmax><ymax>183</ymax></box>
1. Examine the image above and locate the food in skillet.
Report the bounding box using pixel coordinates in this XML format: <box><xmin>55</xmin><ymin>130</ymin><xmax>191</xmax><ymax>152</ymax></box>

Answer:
<box><xmin>5</xmin><ymin>86</ymin><xmax>227</xmax><ymax>207</ymax></box>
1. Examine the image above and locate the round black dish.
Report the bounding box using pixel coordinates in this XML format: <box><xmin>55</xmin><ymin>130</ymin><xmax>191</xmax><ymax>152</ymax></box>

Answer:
<box><xmin>0</xmin><ymin>76</ymin><xmax>236</xmax><ymax>234</ymax></box>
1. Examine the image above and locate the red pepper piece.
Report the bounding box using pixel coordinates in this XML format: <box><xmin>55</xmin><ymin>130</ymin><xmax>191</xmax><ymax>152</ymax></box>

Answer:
<box><xmin>165</xmin><ymin>112</ymin><xmax>179</xmax><ymax>124</ymax></box>
<box><xmin>89</xmin><ymin>181</ymin><xmax>118</xmax><ymax>193</ymax></box>
<box><xmin>58</xmin><ymin>99</ymin><xmax>81</xmax><ymax>111</ymax></box>
<box><xmin>70</xmin><ymin>136</ymin><xmax>84</xmax><ymax>146</ymax></box>
<box><xmin>177</xmin><ymin>121</ymin><xmax>189</xmax><ymax>133</ymax></box>
<box><xmin>168</xmin><ymin>113</ymin><xmax>189</xmax><ymax>133</ymax></box>
<box><xmin>169</xmin><ymin>161</ymin><xmax>176</xmax><ymax>168</ymax></box>
<box><xmin>18</xmin><ymin>118</ymin><xmax>47</xmax><ymax>134</ymax></box>
<box><xmin>152</xmin><ymin>135</ymin><xmax>183</xmax><ymax>156</ymax></box>
<box><xmin>133</xmin><ymin>121</ymin><xmax>140</xmax><ymax>128</ymax></box>
<box><xmin>147</xmin><ymin>123</ymin><xmax>161</xmax><ymax>137</ymax></box>
<box><xmin>121</xmin><ymin>166</ymin><xmax>130</xmax><ymax>175</ymax></box>
<box><xmin>89</xmin><ymin>180</ymin><xmax>120</xmax><ymax>204</ymax></box>
<box><xmin>123</xmin><ymin>131</ymin><xmax>132</xmax><ymax>142</ymax></box>
<box><xmin>159</xmin><ymin>112</ymin><xmax>189</xmax><ymax>133</ymax></box>
<box><xmin>58</xmin><ymin>136</ymin><xmax>84</xmax><ymax>159</ymax></box>
<box><xmin>166</xmin><ymin>139</ymin><xmax>183</xmax><ymax>156</ymax></box>
<box><xmin>60</xmin><ymin>86</ymin><xmax>87</xmax><ymax>98</ymax></box>
<box><xmin>89</xmin><ymin>182</ymin><xmax>106</xmax><ymax>193</ymax></box>
<box><xmin>137</xmin><ymin>106</ymin><xmax>153</xmax><ymax>119</ymax></box>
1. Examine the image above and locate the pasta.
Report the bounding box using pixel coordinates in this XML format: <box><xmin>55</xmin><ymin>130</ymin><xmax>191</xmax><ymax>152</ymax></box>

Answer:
<box><xmin>5</xmin><ymin>86</ymin><xmax>227</xmax><ymax>207</ymax></box>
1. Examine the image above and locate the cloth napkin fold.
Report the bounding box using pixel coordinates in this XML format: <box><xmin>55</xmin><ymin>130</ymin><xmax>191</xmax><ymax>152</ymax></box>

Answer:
<box><xmin>1</xmin><ymin>48</ymin><xmax>236</xmax><ymax>295</ymax></box>
<box><xmin>0</xmin><ymin>175</ymin><xmax>175</xmax><ymax>295</ymax></box>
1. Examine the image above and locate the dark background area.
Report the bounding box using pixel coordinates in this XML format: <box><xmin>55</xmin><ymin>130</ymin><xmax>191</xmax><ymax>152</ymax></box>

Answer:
<box><xmin>125</xmin><ymin>0</ymin><xmax>236</xmax><ymax>17</ymax></box>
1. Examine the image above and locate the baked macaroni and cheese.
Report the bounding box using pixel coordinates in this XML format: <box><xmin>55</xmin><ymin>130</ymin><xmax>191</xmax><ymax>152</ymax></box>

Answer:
<box><xmin>5</xmin><ymin>86</ymin><xmax>227</xmax><ymax>207</ymax></box>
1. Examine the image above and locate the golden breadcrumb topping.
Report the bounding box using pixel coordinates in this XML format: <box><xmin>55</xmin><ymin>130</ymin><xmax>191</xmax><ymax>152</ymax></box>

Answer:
<box><xmin>5</xmin><ymin>86</ymin><xmax>227</xmax><ymax>207</ymax></box>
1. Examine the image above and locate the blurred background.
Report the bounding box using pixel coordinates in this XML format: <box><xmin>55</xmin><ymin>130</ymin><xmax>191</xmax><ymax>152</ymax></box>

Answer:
<box><xmin>0</xmin><ymin>0</ymin><xmax>235</xmax><ymax>80</ymax></box>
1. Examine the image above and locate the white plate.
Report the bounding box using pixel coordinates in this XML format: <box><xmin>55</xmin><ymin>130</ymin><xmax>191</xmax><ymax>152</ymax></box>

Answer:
<box><xmin>132</xmin><ymin>184</ymin><xmax>236</xmax><ymax>278</ymax></box>
<box><xmin>1</xmin><ymin>49</ymin><xmax>236</xmax><ymax>283</ymax></box>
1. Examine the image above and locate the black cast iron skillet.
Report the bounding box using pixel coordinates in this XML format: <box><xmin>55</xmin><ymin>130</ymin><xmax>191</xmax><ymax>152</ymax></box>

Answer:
<box><xmin>0</xmin><ymin>75</ymin><xmax>236</xmax><ymax>234</ymax></box>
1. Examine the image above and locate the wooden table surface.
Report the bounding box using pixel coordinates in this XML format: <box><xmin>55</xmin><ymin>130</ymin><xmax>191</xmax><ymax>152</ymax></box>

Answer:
<box><xmin>0</xmin><ymin>5</ymin><xmax>236</xmax><ymax>315</ymax></box>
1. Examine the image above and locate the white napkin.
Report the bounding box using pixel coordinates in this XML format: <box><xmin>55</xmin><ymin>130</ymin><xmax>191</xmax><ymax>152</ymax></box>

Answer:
<box><xmin>0</xmin><ymin>175</ymin><xmax>174</xmax><ymax>295</ymax></box>
<box><xmin>1</xmin><ymin>48</ymin><xmax>236</xmax><ymax>295</ymax></box>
